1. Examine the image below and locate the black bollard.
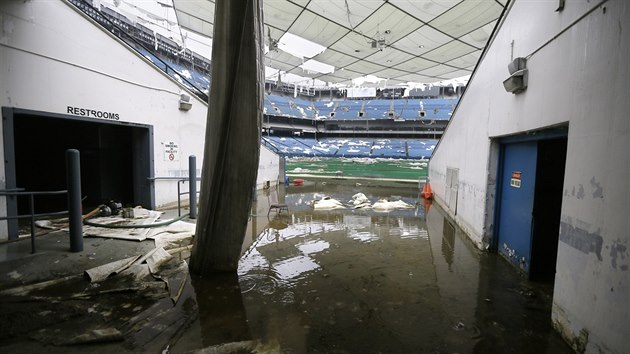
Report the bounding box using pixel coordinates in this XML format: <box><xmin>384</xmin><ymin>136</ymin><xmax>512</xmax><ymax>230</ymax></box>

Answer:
<box><xmin>189</xmin><ymin>155</ymin><xmax>197</xmax><ymax>219</ymax></box>
<box><xmin>66</xmin><ymin>149</ymin><xmax>83</xmax><ymax>252</ymax></box>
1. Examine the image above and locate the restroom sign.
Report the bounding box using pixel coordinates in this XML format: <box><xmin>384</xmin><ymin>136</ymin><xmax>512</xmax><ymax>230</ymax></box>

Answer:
<box><xmin>164</xmin><ymin>142</ymin><xmax>179</xmax><ymax>161</ymax></box>
<box><xmin>510</xmin><ymin>171</ymin><xmax>522</xmax><ymax>188</ymax></box>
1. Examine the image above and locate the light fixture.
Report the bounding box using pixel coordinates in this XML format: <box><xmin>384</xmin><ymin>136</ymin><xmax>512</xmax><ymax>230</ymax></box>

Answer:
<box><xmin>179</xmin><ymin>93</ymin><xmax>192</xmax><ymax>111</ymax></box>
<box><xmin>503</xmin><ymin>57</ymin><xmax>528</xmax><ymax>94</ymax></box>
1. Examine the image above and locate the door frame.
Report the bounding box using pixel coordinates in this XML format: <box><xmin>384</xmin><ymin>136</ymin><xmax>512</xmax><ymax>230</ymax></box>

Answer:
<box><xmin>491</xmin><ymin>126</ymin><xmax>569</xmax><ymax>256</ymax></box>
<box><xmin>2</xmin><ymin>107</ymin><xmax>155</xmax><ymax>239</ymax></box>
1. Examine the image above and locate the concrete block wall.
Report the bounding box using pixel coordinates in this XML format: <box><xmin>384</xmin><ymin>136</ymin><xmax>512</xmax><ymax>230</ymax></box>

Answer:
<box><xmin>429</xmin><ymin>0</ymin><xmax>630</xmax><ymax>352</ymax></box>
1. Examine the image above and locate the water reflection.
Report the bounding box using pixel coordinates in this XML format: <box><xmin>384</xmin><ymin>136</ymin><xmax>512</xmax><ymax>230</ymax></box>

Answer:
<box><xmin>174</xmin><ymin>183</ymin><xmax>571</xmax><ymax>353</ymax></box>
<box><xmin>441</xmin><ymin>218</ymin><xmax>456</xmax><ymax>270</ymax></box>
<box><xmin>189</xmin><ymin>273</ymin><xmax>252</xmax><ymax>348</ymax></box>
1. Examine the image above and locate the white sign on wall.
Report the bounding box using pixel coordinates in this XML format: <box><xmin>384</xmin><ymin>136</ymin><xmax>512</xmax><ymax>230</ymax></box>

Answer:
<box><xmin>164</xmin><ymin>141</ymin><xmax>179</xmax><ymax>161</ymax></box>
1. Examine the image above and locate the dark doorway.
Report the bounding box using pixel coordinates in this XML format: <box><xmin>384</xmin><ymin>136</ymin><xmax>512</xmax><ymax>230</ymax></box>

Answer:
<box><xmin>530</xmin><ymin>138</ymin><xmax>567</xmax><ymax>282</ymax></box>
<box><xmin>4</xmin><ymin>109</ymin><xmax>154</xmax><ymax>220</ymax></box>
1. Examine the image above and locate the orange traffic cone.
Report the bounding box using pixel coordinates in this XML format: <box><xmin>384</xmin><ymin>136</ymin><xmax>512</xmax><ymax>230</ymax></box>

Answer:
<box><xmin>421</xmin><ymin>182</ymin><xmax>433</xmax><ymax>200</ymax></box>
<box><xmin>423</xmin><ymin>198</ymin><xmax>432</xmax><ymax>217</ymax></box>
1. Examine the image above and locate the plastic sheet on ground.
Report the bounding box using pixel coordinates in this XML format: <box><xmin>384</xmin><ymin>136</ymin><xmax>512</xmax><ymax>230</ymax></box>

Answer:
<box><xmin>349</xmin><ymin>192</ymin><xmax>371</xmax><ymax>209</ymax></box>
<box><xmin>372</xmin><ymin>200</ymin><xmax>415</xmax><ymax>211</ymax></box>
<box><xmin>83</xmin><ymin>209</ymin><xmax>162</xmax><ymax>241</ymax></box>
<box><xmin>313</xmin><ymin>197</ymin><xmax>346</xmax><ymax>210</ymax></box>
<box><xmin>146</xmin><ymin>247</ymin><xmax>173</xmax><ymax>274</ymax></box>
<box><xmin>85</xmin><ymin>255</ymin><xmax>142</xmax><ymax>282</ymax></box>
<box><xmin>82</xmin><ymin>208</ymin><xmax>196</xmax><ymax>246</ymax></box>
<box><xmin>146</xmin><ymin>220</ymin><xmax>196</xmax><ymax>249</ymax></box>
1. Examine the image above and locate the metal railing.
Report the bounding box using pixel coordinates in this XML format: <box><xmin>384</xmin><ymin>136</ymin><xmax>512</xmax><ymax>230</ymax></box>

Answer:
<box><xmin>177</xmin><ymin>179</ymin><xmax>200</xmax><ymax>217</ymax></box>
<box><xmin>0</xmin><ymin>149</ymin><xmax>84</xmax><ymax>254</ymax></box>
<box><xmin>147</xmin><ymin>155</ymin><xmax>199</xmax><ymax>218</ymax></box>
<box><xmin>0</xmin><ymin>190</ymin><xmax>69</xmax><ymax>253</ymax></box>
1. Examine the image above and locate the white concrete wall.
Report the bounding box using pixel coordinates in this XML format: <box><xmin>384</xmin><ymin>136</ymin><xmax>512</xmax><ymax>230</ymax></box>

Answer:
<box><xmin>0</xmin><ymin>0</ymin><xmax>208</xmax><ymax>210</ymax></box>
<box><xmin>429</xmin><ymin>0</ymin><xmax>630</xmax><ymax>352</ymax></box>
<box><xmin>256</xmin><ymin>145</ymin><xmax>281</xmax><ymax>190</ymax></box>
<box><xmin>0</xmin><ymin>0</ymin><xmax>279</xmax><ymax>238</ymax></box>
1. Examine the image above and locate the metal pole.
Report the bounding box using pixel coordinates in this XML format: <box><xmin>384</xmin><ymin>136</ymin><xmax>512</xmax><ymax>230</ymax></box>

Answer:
<box><xmin>66</xmin><ymin>149</ymin><xmax>83</xmax><ymax>252</ymax></box>
<box><xmin>177</xmin><ymin>180</ymin><xmax>182</xmax><ymax>217</ymax></box>
<box><xmin>189</xmin><ymin>155</ymin><xmax>197</xmax><ymax>219</ymax></box>
<box><xmin>29</xmin><ymin>194</ymin><xmax>35</xmax><ymax>254</ymax></box>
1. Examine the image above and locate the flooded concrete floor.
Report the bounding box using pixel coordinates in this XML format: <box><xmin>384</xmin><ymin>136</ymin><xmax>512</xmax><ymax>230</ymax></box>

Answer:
<box><xmin>171</xmin><ymin>183</ymin><xmax>573</xmax><ymax>353</ymax></box>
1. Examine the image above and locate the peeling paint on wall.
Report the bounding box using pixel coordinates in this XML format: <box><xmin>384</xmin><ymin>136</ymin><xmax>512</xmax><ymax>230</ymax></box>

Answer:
<box><xmin>552</xmin><ymin>305</ymin><xmax>590</xmax><ymax>354</ymax></box>
<box><xmin>500</xmin><ymin>242</ymin><xmax>528</xmax><ymax>271</ymax></box>
<box><xmin>559</xmin><ymin>221</ymin><xmax>603</xmax><ymax>261</ymax></box>
<box><xmin>576</xmin><ymin>184</ymin><xmax>585</xmax><ymax>199</ymax></box>
<box><xmin>589</xmin><ymin>177</ymin><xmax>603</xmax><ymax>199</ymax></box>
<box><xmin>609</xmin><ymin>240</ymin><xmax>628</xmax><ymax>271</ymax></box>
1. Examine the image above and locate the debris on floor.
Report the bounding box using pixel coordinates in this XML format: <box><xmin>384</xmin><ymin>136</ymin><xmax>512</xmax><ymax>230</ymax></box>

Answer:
<box><xmin>193</xmin><ymin>340</ymin><xmax>283</xmax><ymax>354</ymax></box>
<box><xmin>0</xmin><ymin>238</ymin><xmax>196</xmax><ymax>351</ymax></box>
<box><xmin>0</xmin><ymin>199</ymin><xmax>220</xmax><ymax>352</ymax></box>
<box><xmin>372</xmin><ymin>199</ymin><xmax>414</xmax><ymax>210</ymax></box>
<box><xmin>63</xmin><ymin>328</ymin><xmax>124</xmax><ymax>345</ymax></box>
<box><xmin>312</xmin><ymin>196</ymin><xmax>346</xmax><ymax>210</ymax></box>
<box><xmin>23</xmin><ymin>206</ymin><xmax>197</xmax><ymax>246</ymax></box>
<box><xmin>312</xmin><ymin>193</ymin><xmax>416</xmax><ymax>211</ymax></box>
<box><xmin>85</xmin><ymin>255</ymin><xmax>142</xmax><ymax>282</ymax></box>
<box><xmin>349</xmin><ymin>192</ymin><xmax>371</xmax><ymax>209</ymax></box>
<box><xmin>82</xmin><ymin>208</ymin><xmax>163</xmax><ymax>241</ymax></box>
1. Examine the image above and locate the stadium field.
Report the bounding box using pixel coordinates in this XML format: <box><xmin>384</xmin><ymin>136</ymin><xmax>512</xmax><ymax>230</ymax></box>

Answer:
<box><xmin>285</xmin><ymin>157</ymin><xmax>428</xmax><ymax>182</ymax></box>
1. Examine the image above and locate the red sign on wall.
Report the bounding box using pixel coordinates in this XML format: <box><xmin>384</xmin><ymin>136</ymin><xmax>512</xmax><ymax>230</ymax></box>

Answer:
<box><xmin>510</xmin><ymin>171</ymin><xmax>522</xmax><ymax>188</ymax></box>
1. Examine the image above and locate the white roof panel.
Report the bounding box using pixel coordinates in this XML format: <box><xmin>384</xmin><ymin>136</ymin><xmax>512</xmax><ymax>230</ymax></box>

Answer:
<box><xmin>263</xmin><ymin>0</ymin><xmax>303</xmax><ymax>31</ymax></box>
<box><xmin>392</xmin><ymin>25</ymin><xmax>451</xmax><ymax>54</ymax></box>
<box><xmin>373</xmin><ymin>67</ymin><xmax>410</xmax><ymax>80</ymax></box>
<box><xmin>312</xmin><ymin>49</ymin><xmax>359</xmax><ymax>69</ymax></box>
<box><xmin>394</xmin><ymin>57</ymin><xmax>437</xmax><ymax>73</ymax></box>
<box><xmin>445</xmin><ymin>52</ymin><xmax>481</xmax><ymax>70</ymax></box>
<box><xmin>172</xmin><ymin>0</ymin><xmax>506</xmax><ymax>86</ymax></box>
<box><xmin>459</xmin><ymin>21</ymin><xmax>497</xmax><ymax>48</ymax></box>
<box><xmin>353</xmin><ymin>3</ymin><xmax>422</xmax><ymax>44</ymax></box>
<box><xmin>421</xmin><ymin>64</ymin><xmax>461</xmax><ymax>77</ymax></box>
<box><xmin>363</xmin><ymin>47</ymin><xmax>415</xmax><ymax>67</ymax></box>
<box><xmin>422</xmin><ymin>40</ymin><xmax>477</xmax><ymax>63</ymax></box>
<box><xmin>289</xmin><ymin>11</ymin><xmax>348</xmax><ymax>47</ymax></box>
<box><xmin>305</xmin><ymin>0</ymin><xmax>382</xmax><ymax>29</ymax></box>
<box><xmin>428</xmin><ymin>0</ymin><xmax>504</xmax><ymax>38</ymax></box>
<box><xmin>389</xmin><ymin>0</ymin><xmax>461</xmax><ymax>23</ymax></box>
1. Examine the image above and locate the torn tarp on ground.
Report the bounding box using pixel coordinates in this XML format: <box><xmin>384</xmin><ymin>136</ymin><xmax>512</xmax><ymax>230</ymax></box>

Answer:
<box><xmin>82</xmin><ymin>209</ymin><xmax>162</xmax><ymax>241</ymax></box>
<box><xmin>81</xmin><ymin>208</ymin><xmax>196</xmax><ymax>244</ymax></box>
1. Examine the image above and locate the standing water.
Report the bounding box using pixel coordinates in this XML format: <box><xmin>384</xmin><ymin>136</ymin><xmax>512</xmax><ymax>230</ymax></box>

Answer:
<box><xmin>172</xmin><ymin>183</ymin><xmax>571</xmax><ymax>353</ymax></box>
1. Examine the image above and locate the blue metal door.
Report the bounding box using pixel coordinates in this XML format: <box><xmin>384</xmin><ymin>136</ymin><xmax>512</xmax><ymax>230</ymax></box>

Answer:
<box><xmin>497</xmin><ymin>141</ymin><xmax>537</xmax><ymax>273</ymax></box>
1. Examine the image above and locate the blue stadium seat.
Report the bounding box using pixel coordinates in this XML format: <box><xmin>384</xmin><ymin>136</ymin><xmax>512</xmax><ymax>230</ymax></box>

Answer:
<box><xmin>262</xmin><ymin>136</ymin><xmax>437</xmax><ymax>159</ymax></box>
